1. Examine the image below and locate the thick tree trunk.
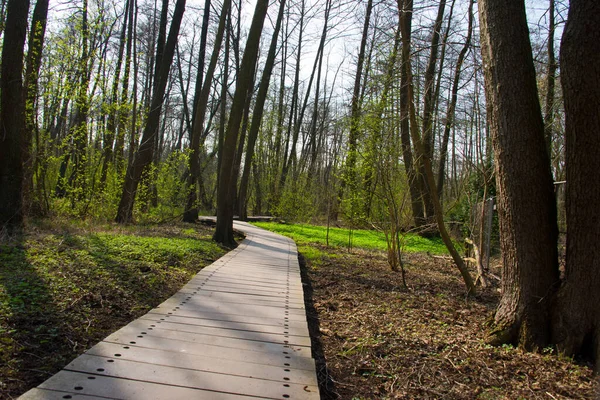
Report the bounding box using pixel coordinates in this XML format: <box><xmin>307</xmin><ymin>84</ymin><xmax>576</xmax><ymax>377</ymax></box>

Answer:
<box><xmin>115</xmin><ymin>0</ymin><xmax>186</xmax><ymax>223</ymax></box>
<box><xmin>0</xmin><ymin>0</ymin><xmax>30</xmax><ymax>230</ymax></box>
<box><xmin>552</xmin><ymin>0</ymin><xmax>600</xmax><ymax>371</ymax></box>
<box><xmin>213</xmin><ymin>0</ymin><xmax>269</xmax><ymax>246</ymax></box>
<box><xmin>478</xmin><ymin>0</ymin><xmax>559</xmax><ymax>349</ymax></box>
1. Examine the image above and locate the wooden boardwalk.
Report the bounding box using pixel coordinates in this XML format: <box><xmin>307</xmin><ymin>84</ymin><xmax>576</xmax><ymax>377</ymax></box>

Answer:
<box><xmin>20</xmin><ymin>222</ymin><xmax>320</xmax><ymax>400</ymax></box>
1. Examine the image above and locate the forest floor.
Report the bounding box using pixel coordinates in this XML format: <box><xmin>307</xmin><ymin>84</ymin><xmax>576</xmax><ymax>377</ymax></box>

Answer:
<box><xmin>1</xmin><ymin>220</ymin><xmax>597</xmax><ymax>399</ymax></box>
<box><xmin>0</xmin><ymin>220</ymin><xmax>228</xmax><ymax>399</ymax></box>
<box><xmin>299</xmin><ymin>244</ymin><xmax>598</xmax><ymax>400</ymax></box>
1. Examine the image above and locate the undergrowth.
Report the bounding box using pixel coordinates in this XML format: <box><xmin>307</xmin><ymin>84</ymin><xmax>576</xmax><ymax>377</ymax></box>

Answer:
<box><xmin>0</xmin><ymin>220</ymin><xmax>226</xmax><ymax>399</ymax></box>
<box><xmin>252</xmin><ymin>221</ymin><xmax>449</xmax><ymax>256</ymax></box>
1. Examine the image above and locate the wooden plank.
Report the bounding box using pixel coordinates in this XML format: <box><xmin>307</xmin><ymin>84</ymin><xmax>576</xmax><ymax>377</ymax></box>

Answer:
<box><xmin>37</xmin><ymin>371</ymin><xmax>260</xmax><ymax>400</ymax></box>
<box><xmin>19</xmin><ymin>388</ymin><xmax>108</xmax><ymax>400</ymax></box>
<box><xmin>159</xmin><ymin>292</ymin><xmax>304</xmax><ymax>308</ymax></box>
<box><xmin>125</xmin><ymin>319</ymin><xmax>311</xmax><ymax>346</ymax></box>
<box><xmin>167</xmin><ymin>291</ymin><xmax>306</xmax><ymax>308</ymax></box>
<box><xmin>143</xmin><ymin>312</ymin><xmax>310</xmax><ymax>337</ymax></box>
<box><xmin>105</xmin><ymin>323</ymin><xmax>313</xmax><ymax>358</ymax></box>
<box><xmin>85</xmin><ymin>342</ymin><xmax>318</xmax><ymax>385</ymax></box>
<box><xmin>102</xmin><ymin>334</ymin><xmax>316</xmax><ymax>371</ymax></box>
<box><xmin>152</xmin><ymin>301</ymin><xmax>306</xmax><ymax>318</ymax></box>
<box><xmin>146</xmin><ymin>310</ymin><xmax>308</xmax><ymax>331</ymax></box>
<box><xmin>64</xmin><ymin>355</ymin><xmax>319</xmax><ymax>399</ymax></box>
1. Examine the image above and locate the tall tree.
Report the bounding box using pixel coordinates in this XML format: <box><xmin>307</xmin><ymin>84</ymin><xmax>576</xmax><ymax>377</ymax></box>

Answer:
<box><xmin>183</xmin><ymin>0</ymin><xmax>231</xmax><ymax>222</ymax></box>
<box><xmin>23</xmin><ymin>0</ymin><xmax>50</xmax><ymax>212</ymax></box>
<box><xmin>400</xmin><ymin>0</ymin><xmax>475</xmax><ymax>294</ymax></box>
<box><xmin>344</xmin><ymin>0</ymin><xmax>373</xmax><ymax>194</ymax></box>
<box><xmin>552</xmin><ymin>0</ymin><xmax>600</xmax><ymax>370</ymax></box>
<box><xmin>437</xmin><ymin>0</ymin><xmax>474</xmax><ymax>199</ymax></box>
<box><xmin>399</xmin><ymin>0</ymin><xmax>426</xmax><ymax>228</ymax></box>
<box><xmin>543</xmin><ymin>0</ymin><xmax>556</xmax><ymax>159</ymax></box>
<box><xmin>419</xmin><ymin>0</ymin><xmax>446</xmax><ymax>225</ymax></box>
<box><xmin>478</xmin><ymin>0</ymin><xmax>559</xmax><ymax>348</ymax></box>
<box><xmin>213</xmin><ymin>0</ymin><xmax>270</xmax><ymax>246</ymax></box>
<box><xmin>0</xmin><ymin>0</ymin><xmax>30</xmax><ymax>230</ymax></box>
<box><xmin>100</xmin><ymin>0</ymin><xmax>131</xmax><ymax>186</ymax></box>
<box><xmin>237</xmin><ymin>0</ymin><xmax>287</xmax><ymax>220</ymax></box>
<box><xmin>115</xmin><ymin>0</ymin><xmax>187</xmax><ymax>223</ymax></box>
<box><xmin>55</xmin><ymin>0</ymin><xmax>91</xmax><ymax>199</ymax></box>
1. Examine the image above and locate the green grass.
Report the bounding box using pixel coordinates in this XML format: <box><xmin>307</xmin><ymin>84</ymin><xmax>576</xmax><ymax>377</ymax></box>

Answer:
<box><xmin>0</xmin><ymin>222</ymin><xmax>226</xmax><ymax>398</ymax></box>
<box><xmin>252</xmin><ymin>222</ymin><xmax>449</xmax><ymax>255</ymax></box>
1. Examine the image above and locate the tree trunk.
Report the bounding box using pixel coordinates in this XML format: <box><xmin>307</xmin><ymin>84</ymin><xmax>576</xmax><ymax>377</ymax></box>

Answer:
<box><xmin>0</xmin><ymin>0</ymin><xmax>30</xmax><ymax>230</ymax></box>
<box><xmin>114</xmin><ymin>0</ymin><xmax>135</xmax><ymax>172</ymax></box>
<box><xmin>419</xmin><ymin>0</ymin><xmax>446</xmax><ymax>225</ymax></box>
<box><xmin>478</xmin><ymin>0</ymin><xmax>559</xmax><ymax>349</ymax></box>
<box><xmin>279</xmin><ymin>0</ymin><xmax>304</xmax><ymax>193</ymax></box>
<box><xmin>543</xmin><ymin>0</ymin><xmax>556</xmax><ymax>159</ymax></box>
<box><xmin>437</xmin><ymin>0</ymin><xmax>474</xmax><ymax>199</ymax></box>
<box><xmin>100</xmin><ymin>0</ymin><xmax>130</xmax><ymax>187</ymax></box>
<box><xmin>183</xmin><ymin>0</ymin><xmax>230</xmax><ymax>222</ymax></box>
<box><xmin>213</xmin><ymin>0</ymin><xmax>269</xmax><ymax>246</ymax></box>
<box><xmin>115</xmin><ymin>0</ymin><xmax>186</xmax><ymax>223</ymax></box>
<box><xmin>23</xmin><ymin>0</ymin><xmax>50</xmax><ymax>213</ymax></box>
<box><xmin>400</xmin><ymin>0</ymin><xmax>475</xmax><ymax>295</ymax></box>
<box><xmin>238</xmin><ymin>0</ymin><xmax>286</xmax><ymax>220</ymax></box>
<box><xmin>552</xmin><ymin>0</ymin><xmax>600</xmax><ymax>371</ymax></box>
<box><xmin>399</xmin><ymin>0</ymin><xmax>426</xmax><ymax>229</ymax></box>
<box><xmin>339</xmin><ymin>0</ymin><xmax>372</xmax><ymax>216</ymax></box>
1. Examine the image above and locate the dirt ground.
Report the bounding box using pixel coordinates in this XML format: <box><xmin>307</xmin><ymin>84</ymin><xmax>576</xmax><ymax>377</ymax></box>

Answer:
<box><xmin>300</xmin><ymin>245</ymin><xmax>598</xmax><ymax>400</ymax></box>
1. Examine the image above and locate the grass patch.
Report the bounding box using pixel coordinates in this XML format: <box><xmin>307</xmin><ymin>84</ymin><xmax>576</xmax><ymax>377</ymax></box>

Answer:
<box><xmin>253</xmin><ymin>222</ymin><xmax>449</xmax><ymax>255</ymax></box>
<box><xmin>0</xmin><ymin>221</ymin><xmax>227</xmax><ymax>398</ymax></box>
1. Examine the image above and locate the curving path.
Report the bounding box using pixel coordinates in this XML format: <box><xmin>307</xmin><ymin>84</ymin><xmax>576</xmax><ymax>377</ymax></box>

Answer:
<box><xmin>20</xmin><ymin>221</ymin><xmax>319</xmax><ymax>400</ymax></box>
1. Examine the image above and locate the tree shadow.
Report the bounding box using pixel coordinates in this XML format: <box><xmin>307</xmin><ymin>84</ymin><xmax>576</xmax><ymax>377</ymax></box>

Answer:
<box><xmin>0</xmin><ymin>234</ymin><xmax>66</xmax><ymax>398</ymax></box>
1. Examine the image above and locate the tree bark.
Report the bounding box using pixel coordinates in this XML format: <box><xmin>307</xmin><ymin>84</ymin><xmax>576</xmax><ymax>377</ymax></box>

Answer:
<box><xmin>116</xmin><ymin>0</ymin><xmax>186</xmax><ymax>223</ymax></box>
<box><xmin>478</xmin><ymin>0</ymin><xmax>559</xmax><ymax>349</ymax></box>
<box><xmin>213</xmin><ymin>0</ymin><xmax>269</xmax><ymax>246</ymax></box>
<box><xmin>552</xmin><ymin>0</ymin><xmax>600</xmax><ymax>370</ymax></box>
<box><xmin>0</xmin><ymin>0</ymin><xmax>30</xmax><ymax>230</ymax></box>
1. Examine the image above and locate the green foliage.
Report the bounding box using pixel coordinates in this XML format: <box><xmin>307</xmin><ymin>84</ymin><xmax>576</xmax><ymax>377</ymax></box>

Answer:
<box><xmin>253</xmin><ymin>221</ymin><xmax>448</xmax><ymax>255</ymax></box>
<box><xmin>274</xmin><ymin>179</ymin><xmax>317</xmax><ymax>222</ymax></box>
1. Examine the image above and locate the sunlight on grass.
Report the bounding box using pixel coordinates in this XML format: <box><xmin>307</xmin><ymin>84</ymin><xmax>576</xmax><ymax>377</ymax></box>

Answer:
<box><xmin>253</xmin><ymin>222</ymin><xmax>449</xmax><ymax>255</ymax></box>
